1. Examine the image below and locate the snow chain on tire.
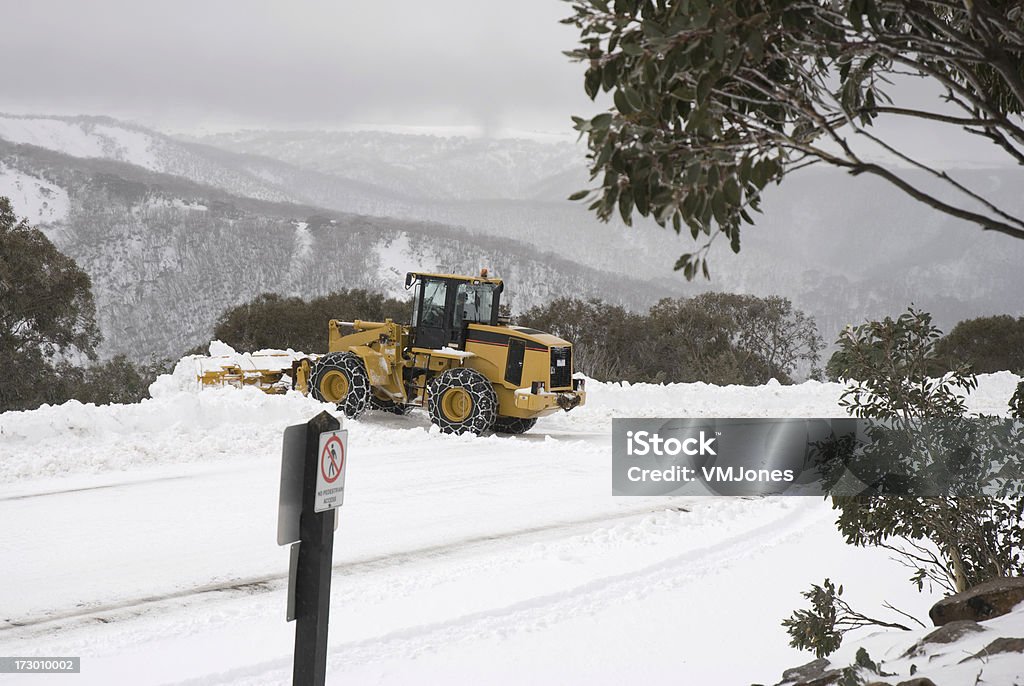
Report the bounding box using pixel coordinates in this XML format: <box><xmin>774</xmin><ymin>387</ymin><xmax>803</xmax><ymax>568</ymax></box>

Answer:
<box><xmin>492</xmin><ymin>416</ymin><xmax>537</xmax><ymax>435</ymax></box>
<box><xmin>427</xmin><ymin>367</ymin><xmax>497</xmax><ymax>435</ymax></box>
<box><xmin>309</xmin><ymin>351</ymin><xmax>371</xmax><ymax>419</ymax></box>
<box><xmin>370</xmin><ymin>395</ymin><xmax>413</xmax><ymax>416</ymax></box>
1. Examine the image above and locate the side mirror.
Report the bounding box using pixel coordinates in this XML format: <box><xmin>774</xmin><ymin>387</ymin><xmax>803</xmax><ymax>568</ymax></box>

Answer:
<box><xmin>405</xmin><ymin>272</ymin><xmax>416</xmax><ymax>289</ymax></box>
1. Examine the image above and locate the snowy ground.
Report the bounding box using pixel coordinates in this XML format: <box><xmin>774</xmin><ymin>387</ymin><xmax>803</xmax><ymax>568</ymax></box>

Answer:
<box><xmin>0</xmin><ymin>369</ymin><xmax>1021</xmax><ymax>685</ymax></box>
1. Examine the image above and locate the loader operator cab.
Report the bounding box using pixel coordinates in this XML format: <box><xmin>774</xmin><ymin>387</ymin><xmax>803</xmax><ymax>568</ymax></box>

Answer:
<box><xmin>406</xmin><ymin>271</ymin><xmax>503</xmax><ymax>350</ymax></box>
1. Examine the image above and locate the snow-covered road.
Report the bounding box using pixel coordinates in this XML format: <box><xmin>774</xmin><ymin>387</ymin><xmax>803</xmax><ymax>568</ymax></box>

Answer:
<box><xmin>1</xmin><ymin>370</ymin><xmax>1020</xmax><ymax>684</ymax></box>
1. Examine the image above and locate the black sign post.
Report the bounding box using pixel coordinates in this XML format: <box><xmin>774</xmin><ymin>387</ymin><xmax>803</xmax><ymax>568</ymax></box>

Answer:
<box><xmin>279</xmin><ymin>410</ymin><xmax>342</xmax><ymax>686</ymax></box>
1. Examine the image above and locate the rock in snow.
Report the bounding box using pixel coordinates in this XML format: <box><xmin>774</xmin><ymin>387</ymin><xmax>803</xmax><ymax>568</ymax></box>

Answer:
<box><xmin>929</xmin><ymin>577</ymin><xmax>1024</xmax><ymax>626</ymax></box>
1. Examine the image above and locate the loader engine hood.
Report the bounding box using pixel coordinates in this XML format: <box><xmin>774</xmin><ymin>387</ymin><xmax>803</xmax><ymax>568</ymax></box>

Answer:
<box><xmin>464</xmin><ymin>324</ymin><xmax>571</xmax><ymax>351</ymax></box>
<box><xmin>464</xmin><ymin>324</ymin><xmax>576</xmax><ymax>393</ymax></box>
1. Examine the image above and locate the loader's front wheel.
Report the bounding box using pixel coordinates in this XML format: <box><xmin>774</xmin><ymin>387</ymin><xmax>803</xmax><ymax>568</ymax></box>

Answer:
<box><xmin>309</xmin><ymin>352</ymin><xmax>371</xmax><ymax>419</ymax></box>
<box><xmin>428</xmin><ymin>368</ymin><xmax>496</xmax><ymax>435</ymax></box>
<box><xmin>493</xmin><ymin>416</ymin><xmax>537</xmax><ymax>435</ymax></box>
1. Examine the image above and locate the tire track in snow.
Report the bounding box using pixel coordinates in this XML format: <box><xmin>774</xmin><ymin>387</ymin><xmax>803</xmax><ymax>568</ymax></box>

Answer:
<box><xmin>0</xmin><ymin>474</ymin><xmax>199</xmax><ymax>502</ymax></box>
<box><xmin>167</xmin><ymin>499</ymin><xmax>823</xmax><ymax>686</ymax></box>
<box><xmin>0</xmin><ymin>502</ymin><xmax>689</xmax><ymax>636</ymax></box>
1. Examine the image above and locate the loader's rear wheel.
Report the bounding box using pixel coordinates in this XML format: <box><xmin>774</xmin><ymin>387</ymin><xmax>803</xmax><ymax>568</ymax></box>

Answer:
<box><xmin>428</xmin><ymin>368</ymin><xmax>496</xmax><ymax>435</ymax></box>
<box><xmin>309</xmin><ymin>352</ymin><xmax>370</xmax><ymax>419</ymax></box>
<box><xmin>493</xmin><ymin>416</ymin><xmax>538</xmax><ymax>435</ymax></box>
<box><xmin>370</xmin><ymin>394</ymin><xmax>413</xmax><ymax>416</ymax></box>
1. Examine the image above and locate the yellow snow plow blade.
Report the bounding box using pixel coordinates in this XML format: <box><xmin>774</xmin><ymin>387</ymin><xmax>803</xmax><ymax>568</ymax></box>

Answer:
<box><xmin>195</xmin><ymin>352</ymin><xmax>313</xmax><ymax>394</ymax></box>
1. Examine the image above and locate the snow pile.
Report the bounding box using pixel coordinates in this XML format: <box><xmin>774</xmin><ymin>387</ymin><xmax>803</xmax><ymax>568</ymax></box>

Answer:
<box><xmin>0</xmin><ymin>386</ymin><xmax>331</xmax><ymax>481</ymax></box>
<box><xmin>0</xmin><ymin>163</ymin><xmax>70</xmax><ymax>225</ymax></box>
<box><xmin>544</xmin><ymin>370</ymin><xmax>1021</xmax><ymax>430</ymax></box>
<box><xmin>0</xmin><ymin>343</ymin><xmax>332</xmax><ymax>481</ymax></box>
<box><xmin>1</xmin><ymin>357</ymin><xmax>1019</xmax><ymax>485</ymax></box>
<box><xmin>156</xmin><ymin>341</ymin><xmax>311</xmax><ymax>395</ymax></box>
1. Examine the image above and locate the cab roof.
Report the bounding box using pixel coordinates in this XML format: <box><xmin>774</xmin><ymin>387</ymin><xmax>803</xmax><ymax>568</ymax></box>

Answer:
<box><xmin>406</xmin><ymin>271</ymin><xmax>503</xmax><ymax>287</ymax></box>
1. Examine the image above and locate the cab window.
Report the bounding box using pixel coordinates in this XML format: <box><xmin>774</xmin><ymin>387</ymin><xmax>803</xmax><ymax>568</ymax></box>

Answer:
<box><xmin>420</xmin><ymin>279</ymin><xmax>449</xmax><ymax>328</ymax></box>
<box><xmin>454</xmin><ymin>282</ymin><xmax>496</xmax><ymax>327</ymax></box>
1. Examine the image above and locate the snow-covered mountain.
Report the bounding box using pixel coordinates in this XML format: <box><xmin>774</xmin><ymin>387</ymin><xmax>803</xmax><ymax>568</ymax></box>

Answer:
<box><xmin>0</xmin><ymin>114</ymin><xmax>289</xmax><ymax>202</ymax></box>
<box><xmin>0</xmin><ymin>129</ymin><xmax>668</xmax><ymax>361</ymax></box>
<box><xmin>3</xmin><ymin>113</ymin><xmax>1024</xmax><ymax>364</ymax></box>
<box><xmin>0</xmin><ymin>114</ymin><xmax>419</xmax><ymax>217</ymax></box>
<box><xmin>189</xmin><ymin>125</ymin><xmax>1024</xmax><ymax>336</ymax></box>
<box><xmin>189</xmin><ymin>128</ymin><xmax>586</xmax><ymax>201</ymax></box>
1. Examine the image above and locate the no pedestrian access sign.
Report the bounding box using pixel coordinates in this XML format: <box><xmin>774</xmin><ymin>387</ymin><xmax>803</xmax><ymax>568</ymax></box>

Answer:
<box><xmin>314</xmin><ymin>429</ymin><xmax>348</xmax><ymax>512</ymax></box>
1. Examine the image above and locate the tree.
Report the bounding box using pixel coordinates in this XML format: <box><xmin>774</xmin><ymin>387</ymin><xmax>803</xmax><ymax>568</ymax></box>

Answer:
<box><xmin>643</xmin><ymin>292</ymin><xmax>823</xmax><ymax>382</ymax></box>
<box><xmin>516</xmin><ymin>298</ymin><xmax>649</xmax><ymax>380</ymax></box>
<box><xmin>644</xmin><ymin>294</ymin><xmax>749</xmax><ymax>383</ymax></box>
<box><xmin>563</xmin><ymin>0</ymin><xmax>1024</xmax><ymax>278</ymax></box>
<box><xmin>62</xmin><ymin>356</ymin><xmax>166</xmax><ymax>406</ymax></box>
<box><xmin>935</xmin><ymin>314</ymin><xmax>1024</xmax><ymax>374</ymax></box>
<box><xmin>517</xmin><ymin>292</ymin><xmax>821</xmax><ymax>383</ymax></box>
<box><xmin>0</xmin><ymin>197</ymin><xmax>100</xmax><ymax>411</ymax></box>
<box><xmin>785</xmin><ymin>307</ymin><xmax>1024</xmax><ymax>657</ymax></box>
<box><xmin>212</xmin><ymin>289</ymin><xmax>412</xmax><ymax>354</ymax></box>
<box><xmin>650</xmin><ymin>292</ymin><xmax>823</xmax><ymax>381</ymax></box>
<box><xmin>826</xmin><ymin>308</ymin><xmax>1024</xmax><ymax>594</ymax></box>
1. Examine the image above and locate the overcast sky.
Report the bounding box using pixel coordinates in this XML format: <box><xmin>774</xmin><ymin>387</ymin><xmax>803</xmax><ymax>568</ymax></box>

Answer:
<box><xmin>0</xmin><ymin>0</ymin><xmax>599</xmax><ymax>135</ymax></box>
<box><xmin>0</xmin><ymin>0</ymin><xmax>1015</xmax><ymax>164</ymax></box>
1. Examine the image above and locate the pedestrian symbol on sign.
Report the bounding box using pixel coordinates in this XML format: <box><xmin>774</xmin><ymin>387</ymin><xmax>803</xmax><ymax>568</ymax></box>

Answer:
<box><xmin>320</xmin><ymin>435</ymin><xmax>344</xmax><ymax>485</ymax></box>
<box><xmin>313</xmin><ymin>428</ymin><xmax>347</xmax><ymax>513</ymax></box>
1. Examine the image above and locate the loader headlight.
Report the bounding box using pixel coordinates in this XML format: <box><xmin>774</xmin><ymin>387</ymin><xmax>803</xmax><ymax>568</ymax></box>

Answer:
<box><xmin>531</xmin><ymin>381</ymin><xmax>546</xmax><ymax>394</ymax></box>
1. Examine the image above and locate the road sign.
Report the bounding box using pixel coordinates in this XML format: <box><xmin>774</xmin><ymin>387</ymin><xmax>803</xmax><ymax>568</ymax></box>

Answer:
<box><xmin>278</xmin><ymin>412</ymin><xmax>343</xmax><ymax>686</ymax></box>
<box><xmin>314</xmin><ymin>430</ymin><xmax>347</xmax><ymax>513</ymax></box>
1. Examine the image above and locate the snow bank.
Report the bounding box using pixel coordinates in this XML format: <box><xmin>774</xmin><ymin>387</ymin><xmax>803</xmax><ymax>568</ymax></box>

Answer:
<box><xmin>544</xmin><ymin>370</ymin><xmax>1021</xmax><ymax>432</ymax></box>
<box><xmin>1</xmin><ymin>364</ymin><xmax>1018</xmax><ymax>483</ymax></box>
<box><xmin>0</xmin><ymin>344</ymin><xmax>335</xmax><ymax>481</ymax></box>
<box><xmin>0</xmin><ymin>386</ymin><xmax>332</xmax><ymax>480</ymax></box>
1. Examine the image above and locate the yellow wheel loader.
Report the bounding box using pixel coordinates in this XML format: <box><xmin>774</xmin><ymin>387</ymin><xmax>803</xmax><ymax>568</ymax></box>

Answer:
<box><xmin>295</xmin><ymin>271</ymin><xmax>586</xmax><ymax>435</ymax></box>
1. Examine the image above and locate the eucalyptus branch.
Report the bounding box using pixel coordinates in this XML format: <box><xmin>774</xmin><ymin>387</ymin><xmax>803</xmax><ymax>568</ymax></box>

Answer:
<box><xmin>882</xmin><ymin>601</ymin><xmax>929</xmax><ymax>629</ymax></box>
<box><xmin>857</xmin><ymin>106</ymin><xmax>1001</xmax><ymax>126</ymax></box>
<box><xmin>963</xmin><ymin>124</ymin><xmax>1024</xmax><ymax>165</ymax></box>
<box><xmin>891</xmin><ymin>54</ymin><xmax>1024</xmax><ymax>144</ymax></box>
<box><xmin>852</xmin><ymin>124</ymin><xmax>1024</xmax><ymax>229</ymax></box>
